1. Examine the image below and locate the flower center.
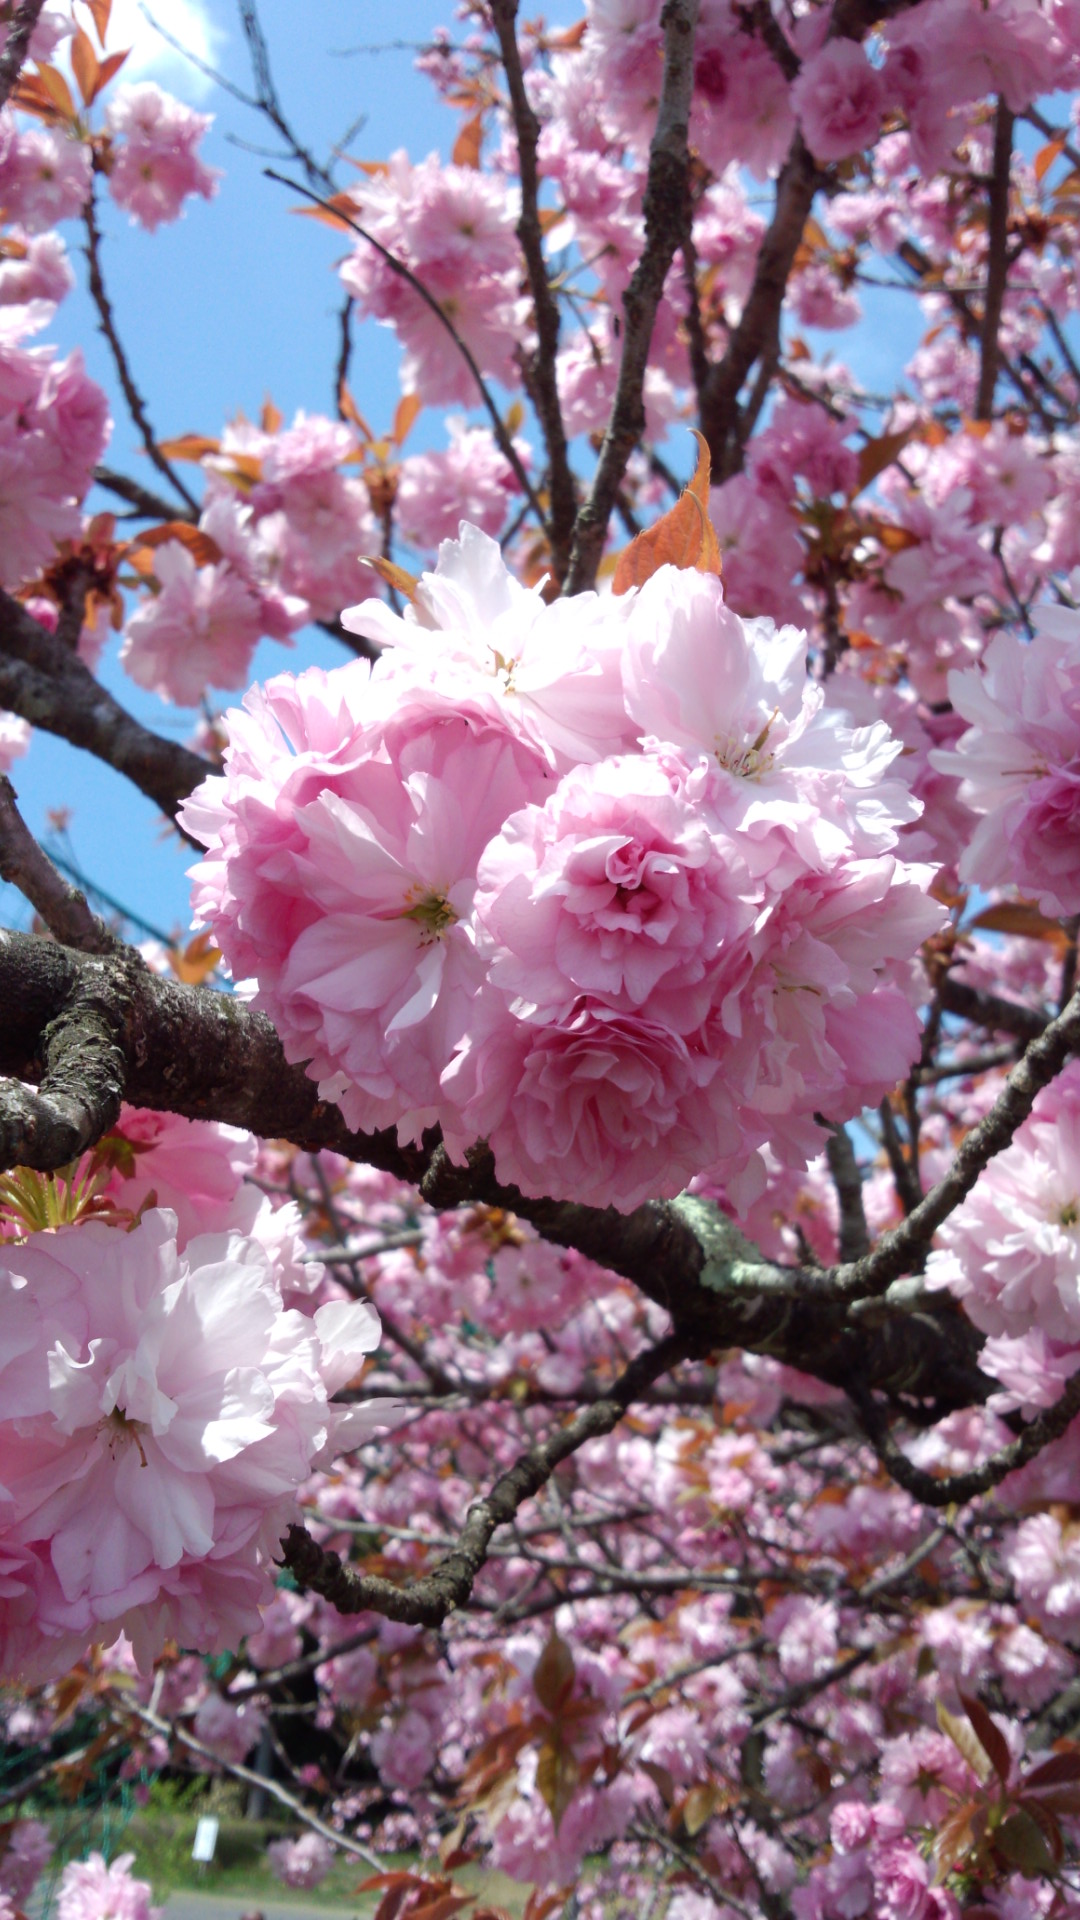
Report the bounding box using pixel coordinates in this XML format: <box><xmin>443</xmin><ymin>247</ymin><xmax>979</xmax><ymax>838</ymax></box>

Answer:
<box><xmin>400</xmin><ymin>887</ymin><xmax>458</xmax><ymax>945</ymax></box>
<box><xmin>105</xmin><ymin>1406</ymin><xmax>150</xmax><ymax>1467</ymax></box>
<box><xmin>715</xmin><ymin>709</ymin><xmax>778</xmax><ymax>780</ymax></box>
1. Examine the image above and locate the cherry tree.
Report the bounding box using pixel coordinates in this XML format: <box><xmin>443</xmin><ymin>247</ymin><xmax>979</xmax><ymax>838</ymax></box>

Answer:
<box><xmin>6</xmin><ymin>0</ymin><xmax>1080</xmax><ymax>1914</ymax></box>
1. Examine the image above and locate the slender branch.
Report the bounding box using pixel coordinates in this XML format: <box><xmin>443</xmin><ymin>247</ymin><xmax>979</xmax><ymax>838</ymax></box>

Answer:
<box><xmin>265</xmin><ymin>171</ymin><xmax>546</xmax><ymax>531</ymax></box>
<box><xmin>280</xmin><ymin>1333</ymin><xmax>689</xmax><ymax>1623</ymax></box>
<box><xmin>975</xmin><ymin>99</ymin><xmax>1014</xmax><ymax>421</ymax></box>
<box><xmin>852</xmin><ymin>1368</ymin><xmax>1080</xmax><ymax>1508</ymax></box>
<box><xmin>490</xmin><ymin>0</ymin><xmax>576</xmax><ymax>583</ymax></box>
<box><xmin>0</xmin><ymin>777</ymin><xmax>122</xmax><ymax>954</ymax></box>
<box><xmin>0</xmin><ymin>0</ymin><xmax>46</xmax><ymax>109</ymax></box>
<box><xmin>938</xmin><ymin>975</ymin><xmax>1049</xmax><ymax>1044</ymax></box>
<box><xmin>237</xmin><ymin>0</ymin><xmax>335</xmax><ymax>191</ymax></box>
<box><xmin>825</xmin><ymin>1124</ymin><xmax>869</xmax><ymax>1262</ymax></box>
<box><xmin>93</xmin><ymin>466</ymin><xmax>194</xmax><ymax>524</ymax></box>
<box><xmin>699</xmin><ymin>132</ymin><xmax>820</xmax><ymax>479</ymax></box>
<box><xmin>563</xmin><ymin>0</ymin><xmax>701</xmax><ymax>594</ymax></box>
<box><xmin>836</xmin><ymin>986</ymin><xmax>1080</xmax><ymax>1299</ymax></box>
<box><xmin>112</xmin><ymin>1694</ymin><xmax>386</xmax><ymax>1873</ymax></box>
<box><xmin>83</xmin><ymin>183</ymin><xmax>200</xmax><ymax>513</ymax></box>
<box><xmin>878</xmin><ymin>1095</ymin><xmax>922</xmax><ymax>1217</ymax></box>
<box><xmin>0</xmin><ymin>591</ymin><xmax>213</xmax><ymax>820</ymax></box>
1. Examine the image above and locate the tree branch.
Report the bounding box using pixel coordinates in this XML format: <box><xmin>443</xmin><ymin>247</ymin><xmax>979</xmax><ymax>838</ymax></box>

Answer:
<box><xmin>0</xmin><ymin>592</ymin><xmax>213</xmax><ymax>819</ymax></box>
<box><xmin>280</xmin><ymin>1333</ymin><xmax>689</xmax><ymax>1623</ymax></box>
<box><xmin>490</xmin><ymin>0</ymin><xmax>577</xmax><ymax>584</ymax></box>
<box><xmin>0</xmin><ymin>777</ymin><xmax>123</xmax><ymax>954</ymax></box>
<box><xmin>563</xmin><ymin>0</ymin><xmax>700</xmax><ymax>594</ymax></box>
<box><xmin>975</xmin><ymin>98</ymin><xmax>1014</xmax><ymax>421</ymax></box>
<box><xmin>852</xmin><ymin>1368</ymin><xmax>1080</xmax><ymax>1507</ymax></box>
<box><xmin>266</xmin><ymin>171</ymin><xmax>546</xmax><ymax>532</ymax></box>
<box><xmin>837</xmin><ymin>986</ymin><xmax>1080</xmax><ymax>1299</ymax></box>
<box><xmin>0</xmin><ymin>0</ymin><xmax>46</xmax><ymax>110</ymax></box>
<box><xmin>83</xmin><ymin>182</ymin><xmax>201</xmax><ymax>514</ymax></box>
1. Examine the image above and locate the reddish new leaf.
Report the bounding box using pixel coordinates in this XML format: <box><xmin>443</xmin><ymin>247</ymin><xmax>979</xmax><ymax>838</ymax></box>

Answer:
<box><xmin>958</xmin><ymin>1692</ymin><xmax>1012</xmax><ymax>1787</ymax></box>
<box><xmin>533</xmin><ymin>1631</ymin><xmax>575</xmax><ymax>1715</ymax></box>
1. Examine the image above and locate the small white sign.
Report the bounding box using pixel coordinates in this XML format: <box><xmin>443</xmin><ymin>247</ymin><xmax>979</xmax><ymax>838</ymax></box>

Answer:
<box><xmin>192</xmin><ymin>1816</ymin><xmax>220</xmax><ymax>1863</ymax></box>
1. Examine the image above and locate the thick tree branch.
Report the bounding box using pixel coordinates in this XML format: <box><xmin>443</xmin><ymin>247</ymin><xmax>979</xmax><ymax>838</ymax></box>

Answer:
<box><xmin>0</xmin><ymin>592</ymin><xmax>213</xmax><ymax>819</ymax></box>
<box><xmin>975</xmin><ymin>98</ymin><xmax>1014</xmax><ymax>421</ymax></box>
<box><xmin>490</xmin><ymin>0</ymin><xmax>577</xmax><ymax>583</ymax></box>
<box><xmin>280</xmin><ymin>1334</ymin><xmax>688</xmax><ymax>1623</ymax></box>
<box><xmin>0</xmin><ymin>0</ymin><xmax>46</xmax><ymax>110</ymax></box>
<box><xmin>0</xmin><ymin>929</ymin><xmax>987</xmax><ymax>1413</ymax></box>
<box><xmin>564</xmin><ymin>0</ymin><xmax>700</xmax><ymax>594</ymax></box>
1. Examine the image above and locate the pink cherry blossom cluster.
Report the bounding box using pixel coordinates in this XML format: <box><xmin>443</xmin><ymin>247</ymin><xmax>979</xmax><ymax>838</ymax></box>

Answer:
<box><xmin>0</xmin><ymin>303</ymin><xmax>109</xmax><ymax>589</ymax></box>
<box><xmin>104</xmin><ymin>84</ymin><xmax>219</xmax><ymax>232</ymax></box>
<box><xmin>0</xmin><ymin>1108</ymin><xmax>393</xmax><ymax>1682</ymax></box>
<box><xmin>930</xmin><ymin>606</ymin><xmax>1080</xmax><ymax>917</ymax></box>
<box><xmin>339</xmin><ymin>152</ymin><xmax>529</xmax><ymax>406</ymax></box>
<box><xmin>183</xmin><ymin>526</ymin><xmax>942</xmax><ymax>1212</ymax></box>
<box><xmin>120</xmin><ymin>411</ymin><xmax>380</xmax><ymax>703</ymax></box>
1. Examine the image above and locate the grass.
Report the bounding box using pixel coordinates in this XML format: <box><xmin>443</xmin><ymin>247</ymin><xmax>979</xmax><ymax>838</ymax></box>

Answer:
<box><xmin>30</xmin><ymin>1784</ymin><xmax>532</xmax><ymax>1917</ymax></box>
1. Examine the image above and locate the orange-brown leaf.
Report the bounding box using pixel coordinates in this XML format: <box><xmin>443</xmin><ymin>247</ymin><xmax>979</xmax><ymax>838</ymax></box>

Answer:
<box><xmin>129</xmin><ymin>522</ymin><xmax>223</xmax><ymax>569</ymax></box>
<box><xmin>35</xmin><ymin>63</ymin><xmax>77</xmax><ymax>122</ymax></box>
<box><xmin>393</xmin><ymin>392</ymin><xmax>422</xmax><ymax>446</ymax></box>
<box><xmin>969</xmin><ymin>900</ymin><xmax>1070</xmax><ymax>947</ymax></box>
<box><xmin>682</xmin><ymin>1782</ymin><xmax>721</xmax><ymax>1837</ymax></box>
<box><xmin>1035</xmin><ymin>136</ymin><xmax>1066</xmax><ymax>183</ymax></box>
<box><xmin>70</xmin><ymin>27</ymin><xmax>99</xmax><ymax>107</ymax></box>
<box><xmin>260</xmin><ymin>395</ymin><xmax>283</xmax><ymax>434</ymax></box>
<box><xmin>854</xmin><ymin>425</ymin><xmax>917</xmax><ymax>495</ymax></box>
<box><xmin>452</xmin><ymin>112</ymin><xmax>484</xmax><ymax>169</ymax></box>
<box><xmin>155</xmin><ymin>433</ymin><xmax>220</xmax><ymax>463</ymax></box>
<box><xmin>365</xmin><ymin>556</ymin><xmax>420</xmax><ymax>602</ymax></box>
<box><xmin>294</xmin><ymin>190</ymin><xmax>360</xmax><ymax>233</ymax></box>
<box><xmin>89</xmin><ymin>47</ymin><xmax>129</xmax><ymax>100</ymax></box>
<box><xmin>338</xmin><ymin>386</ymin><xmax>374</xmax><ymax>440</ymax></box>
<box><xmin>84</xmin><ymin>0</ymin><xmax>112</xmax><ymax>46</ymax></box>
<box><xmin>612</xmin><ymin>430</ymin><xmax>721</xmax><ymax>594</ymax></box>
<box><xmin>535</xmin><ymin>1734</ymin><xmax>580</xmax><ymax>1832</ymax></box>
<box><xmin>168</xmin><ymin>932</ymin><xmax>222</xmax><ymax>986</ymax></box>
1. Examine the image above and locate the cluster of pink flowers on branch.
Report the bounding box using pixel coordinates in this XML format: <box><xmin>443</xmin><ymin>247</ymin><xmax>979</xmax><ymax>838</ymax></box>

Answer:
<box><xmin>184</xmin><ymin>524</ymin><xmax>942</xmax><ymax>1212</ymax></box>
<box><xmin>0</xmin><ymin>1112</ymin><xmax>395</xmax><ymax>1682</ymax></box>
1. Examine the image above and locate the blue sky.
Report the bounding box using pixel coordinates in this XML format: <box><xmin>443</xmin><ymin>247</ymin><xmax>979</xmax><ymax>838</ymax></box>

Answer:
<box><xmin>3</xmin><ymin>0</ymin><xmax>466</xmax><ymax>939</ymax></box>
<box><xmin>2</xmin><ymin>0</ymin><xmax>937</xmax><ymax>942</ymax></box>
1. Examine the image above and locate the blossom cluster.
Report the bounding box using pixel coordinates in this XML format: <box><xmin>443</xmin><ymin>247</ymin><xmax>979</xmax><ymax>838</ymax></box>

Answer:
<box><xmin>0</xmin><ymin>1109</ymin><xmax>393</xmax><ymax>1683</ymax></box>
<box><xmin>183</xmin><ymin>526</ymin><xmax>942</xmax><ymax>1213</ymax></box>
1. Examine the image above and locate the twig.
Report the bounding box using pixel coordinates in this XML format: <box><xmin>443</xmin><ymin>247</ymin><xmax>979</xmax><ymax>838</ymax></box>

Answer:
<box><xmin>265</xmin><ymin>171</ymin><xmax>545</xmax><ymax>531</ymax></box>
<box><xmin>0</xmin><ymin>777</ymin><xmax>123</xmax><ymax>954</ymax></box>
<box><xmin>878</xmin><ymin>1095</ymin><xmax>922</xmax><ymax>1217</ymax></box>
<box><xmin>93</xmin><ymin>466</ymin><xmax>194</xmax><ymax>524</ymax></box>
<box><xmin>281</xmin><ymin>1333</ymin><xmax>688</xmax><ymax>1624</ymax></box>
<box><xmin>825</xmin><ymin>1124</ymin><xmax>869</xmax><ymax>1261</ymax></box>
<box><xmin>83</xmin><ymin>183</ymin><xmax>200</xmax><ymax>513</ymax></box>
<box><xmin>837</xmin><ymin>987</ymin><xmax>1080</xmax><ymax>1298</ymax></box>
<box><xmin>975</xmin><ymin>99</ymin><xmax>1014</xmax><ymax>420</ymax></box>
<box><xmin>938</xmin><ymin>975</ymin><xmax>1049</xmax><ymax>1044</ymax></box>
<box><xmin>564</xmin><ymin>0</ymin><xmax>701</xmax><ymax>594</ymax></box>
<box><xmin>0</xmin><ymin>591</ymin><xmax>213</xmax><ymax>821</ymax></box>
<box><xmin>0</xmin><ymin>0</ymin><xmax>46</xmax><ymax>109</ymax></box>
<box><xmin>111</xmin><ymin>1693</ymin><xmax>386</xmax><ymax>1873</ymax></box>
<box><xmin>490</xmin><ymin>0</ymin><xmax>576</xmax><ymax>583</ymax></box>
<box><xmin>852</xmin><ymin>1368</ymin><xmax>1080</xmax><ymax>1508</ymax></box>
